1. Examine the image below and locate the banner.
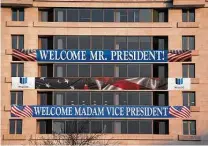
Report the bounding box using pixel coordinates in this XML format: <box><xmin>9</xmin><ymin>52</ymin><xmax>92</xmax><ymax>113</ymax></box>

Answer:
<box><xmin>168</xmin><ymin>78</ymin><xmax>191</xmax><ymax>90</ymax></box>
<box><xmin>12</xmin><ymin>77</ymin><xmax>35</xmax><ymax>89</ymax></box>
<box><xmin>12</xmin><ymin>49</ymin><xmax>192</xmax><ymax>62</ymax></box>
<box><xmin>11</xmin><ymin>77</ymin><xmax>191</xmax><ymax>90</ymax></box>
<box><xmin>11</xmin><ymin>105</ymin><xmax>191</xmax><ymax>118</ymax></box>
<box><xmin>35</xmin><ymin>77</ymin><xmax>167</xmax><ymax>90</ymax></box>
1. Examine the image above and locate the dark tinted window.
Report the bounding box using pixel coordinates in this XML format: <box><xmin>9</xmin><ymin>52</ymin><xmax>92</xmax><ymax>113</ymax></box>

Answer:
<box><xmin>11</xmin><ymin>63</ymin><xmax>24</xmax><ymax>77</ymax></box>
<box><xmin>67</xmin><ymin>9</ymin><xmax>78</xmax><ymax>22</ymax></box>
<box><xmin>79</xmin><ymin>9</ymin><xmax>91</xmax><ymax>22</ymax></box>
<box><xmin>66</xmin><ymin>121</ymin><xmax>77</xmax><ymax>133</ymax></box>
<box><xmin>91</xmin><ymin>92</ymin><xmax>102</xmax><ymax>105</ymax></box>
<box><xmin>79</xmin><ymin>65</ymin><xmax>90</xmax><ymax>77</ymax></box>
<box><xmin>183</xmin><ymin>120</ymin><xmax>196</xmax><ymax>135</ymax></box>
<box><xmin>67</xmin><ymin>36</ymin><xmax>79</xmax><ymax>49</ymax></box>
<box><xmin>66</xmin><ymin>92</ymin><xmax>78</xmax><ymax>105</ymax></box>
<box><xmin>12</xmin><ymin>35</ymin><xmax>24</xmax><ymax>49</ymax></box>
<box><xmin>128</xmin><ymin>9</ymin><xmax>139</xmax><ymax>22</ymax></box>
<box><xmin>128</xmin><ymin>121</ymin><xmax>139</xmax><ymax>134</ymax></box>
<box><xmin>103</xmin><ymin>36</ymin><xmax>115</xmax><ymax>50</ymax></box>
<box><xmin>67</xmin><ymin>64</ymin><xmax>78</xmax><ymax>77</ymax></box>
<box><xmin>79</xmin><ymin>36</ymin><xmax>90</xmax><ymax>49</ymax></box>
<box><xmin>104</xmin><ymin>9</ymin><xmax>114</xmax><ymax>22</ymax></box>
<box><xmin>92</xmin><ymin>9</ymin><xmax>103</xmax><ymax>22</ymax></box>
<box><xmin>91</xmin><ymin>64</ymin><xmax>102</xmax><ymax>77</ymax></box>
<box><xmin>79</xmin><ymin>92</ymin><xmax>90</xmax><ymax>105</ymax></box>
<box><xmin>140</xmin><ymin>120</ymin><xmax>152</xmax><ymax>134</ymax></box>
<box><xmin>91</xmin><ymin>121</ymin><xmax>102</xmax><ymax>133</ymax></box>
<box><xmin>103</xmin><ymin>92</ymin><xmax>114</xmax><ymax>105</ymax></box>
<box><xmin>11</xmin><ymin>91</ymin><xmax>23</xmax><ymax>105</ymax></box>
<box><xmin>91</xmin><ymin>36</ymin><xmax>103</xmax><ymax>50</ymax></box>
<box><xmin>183</xmin><ymin>92</ymin><xmax>195</xmax><ymax>106</ymax></box>
<box><xmin>54</xmin><ymin>9</ymin><xmax>66</xmax><ymax>22</ymax></box>
<box><xmin>140</xmin><ymin>36</ymin><xmax>151</xmax><ymax>50</ymax></box>
<box><xmin>12</xmin><ymin>8</ymin><xmax>24</xmax><ymax>21</ymax></box>
<box><xmin>182</xmin><ymin>64</ymin><xmax>195</xmax><ymax>78</ymax></box>
<box><xmin>139</xmin><ymin>9</ymin><xmax>152</xmax><ymax>22</ymax></box>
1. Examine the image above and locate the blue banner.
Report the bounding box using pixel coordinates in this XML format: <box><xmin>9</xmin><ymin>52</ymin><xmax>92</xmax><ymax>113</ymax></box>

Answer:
<box><xmin>36</xmin><ymin>50</ymin><xmax>168</xmax><ymax>62</ymax></box>
<box><xmin>11</xmin><ymin>105</ymin><xmax>190</xmax><ymax>118</ymax></box>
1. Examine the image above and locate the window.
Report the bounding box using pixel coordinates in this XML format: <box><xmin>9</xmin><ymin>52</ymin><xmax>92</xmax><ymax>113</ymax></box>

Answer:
<box><xmin>182</xmin><ymin>64</ymin><xmax>195</xmax><ymax>78</ymax></box>
<box><xmin>79</xmin><ymin>36</ymin><xmax>90</xmax><ymax>50</ymax></box>
<box><xmin>183</xmin><ymin>92</ymin><xmax>195</xmax><ymax>106</ymax></box>
<box><xmin>140</xmin><ymin>120</ymin><xmax>152</xmax><ymax>134</ymax></box>
<box><xmin>39</xmin><ymin>36</ymin><xmax>53</xmax><ymax>50</ymax></box>
<box><xmin>39</xmin><ymin>120</ymin><xmax>168</xmax><ymax>134</ymax></box>
<box><xmin>91</xmin><ymin>92</ymin><xmax>102</xmax><ymax>105</ymax></box>
<box><xmin>183</xmin><ymin>120</ymin><xmax>196</xmax><ymax>135</ymax></box>
<box><xmin>79</xmin><ymin>9</ymin><xmax>91</xmax><ymax>22</ymax></box>
<box><xmin>128</xmin><ymin>9</ymin><xmax>139</xmax><ymax>22</ymax></box>
<box><xmin>153</xmin><ymin>120</ymin><xmax>169</xmax><ymax>134</ymax></box>
<box><xmin>54</xmin><ymin>9</ymin><xmax>66</xmax><ymax>22</ymax></box>
<box><xmin>12</xmin><ymin>8</ymin><xmax>24</xmax><ymax>21</ymax></box>
<box><xmin>153</xmin><ymin>64</ymin><xmax>168</xmax><ymax>78</ymax></box>
<box><xmin>128</xmin><ymin>64</ymin><xmax>152</xmax><ymax>77</ymax></box>
<box><xmin>103</xmin><ymin>92</ymin><xmax>114</xmax><ymax>105</ymax></box>
<box><xmin>182</xmin><ymin>9</ymin><xmax>195</xmax><ymax>22</ymax></box>
<box><xmin>92</xmin><ymin>9</ymin><xmax>103</xmax><ymax>22</ymax></box>
<box><xmin>128</xmin><ymin>92</ymin><xmax>152</xmax><ymax>105</ymax></box>
<box><xmin>67</xmin><ymin>36</ymin><xmax>79</xmax><ymax>49</ymax></box>
<box><xmin>79</xmin><ymin>92</ymin><xmax>90</xmax><ymax>105</ymax></box>
<box><xmin>153</xmin><ymin>37</ymin><xmax>168</xmax><ymax>50</ymax></box>
<box><xmin>182</xmin><ymin>36</ymin><xmax>195</xmax><ymax>50</ymax></box>
<box><xmin>11</xmin><ymin>63</ymin><xmax>24</xmax><ymax>77</ymax></box>
<box><xmin>38</xmin><ymin>120</ymin><xmax>52</xmax><ymax>134</ymax></box>
<box><xmin>54</xmin><ymin>92</ymin><xmax>65</xmax><ymax>105</ymax></box>
<box><xmin>39</xmin><ymin>92</ymin><xmax>52</xmax><ymax>105</ymax></box>
<box><xmin>67</xmin><ymin>9</ymin><xmax>78</xmax><ymax>22</ymax></box>
<box><xmin>67</xmin><ymin>64</ymin><xmax>78</xmax><ymax>77</ymax></box>
<box><xmin>65</xmin><ymin>92</ymin><xmax>78</xmax><ymax>105</ymax></box>
<box><xmin>153</xmin><ymin>92</ymin><xmax>168</xmax><ymax>106</ymax></box>
<box><xmin>39</xmin><ymin>64</ymin><xmax>53</xmax><ymax>77</ymax></box>
<box><xmin>54</xmin><ymin>36</ymin><xmax>67</xmax><ymax>49</ymax></box>
<box><xmin>39</xmin><ymin>9</ymin><xmax>53</xmax><ymax>22</ymax></box>
<box><xmin>12</xmin><ymin>35</ymin><xmax>24</xmax><ymax>49</ymax></box>
<box><xmin>91</xmin><ymin>36</ymin><xmax>103</xmax><ymax>50</ymax></box>
<box><xmin>54</xmin><ymin>64</ymin><xmax>66</xmax><ymax>77</ymax></box>
<box><xmin>115</xmin><ymin>9</ymin><xmax>127</xmax><ymax>22</ymax></box>
<box><xmin>153</xmin><ymin>9</ymin><xmax>168</xmax><ymax>22</ymax></box>
<box><xmin>140</xmin><ymin>37</ymin><xmax>152</xmax><ymax>50</ymax></box>
<box><xmin>104</xmin><ymin>9</ymin><xmax>114</xmax><ymax>22</ymax></box>
<box><xmin>128</xmin><ymin>37</ymin><xmax>139</xmax><ymax>50</ymax></box>
<box><xmin>10</xmin><ymin>119</ymin><xmax>22</xmax><ymax>134</ymax></box>
<box><xmin>103</xmin><ymin>36</ymin><xmax>115</xmax><ymax>50</ymax></box>
<box><xmin>139</xmin><ymin>9</ymin><xmax>152</xmax><ymax>22</ymax></box>
<box><xmin>53</xmin><ymin>121</ymin><xmax>65</xmax><ymax>134</ymax></box>
<box><xmin>11</xmin><ymin>91</ymin><xmax>23</xmax><ymax>105</ymax></box>
<box><xmin>115</xmin><ymin>37</ymin><xmax>127</xmax><ymax>50</ymax></box>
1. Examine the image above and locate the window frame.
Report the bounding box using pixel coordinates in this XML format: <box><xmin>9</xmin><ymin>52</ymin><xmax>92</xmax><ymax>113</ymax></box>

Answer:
<box><xmin>10</xmin><ymin>91</ymin><xmax>23</xmax><ymax>105</ymax></box>
<box><xmin>183</xmin><ymin>120</ymin><xmax>196</xmax><ymax>135</ymax></box>
<box><xmin>183</xmin><ymin>91</ymin><xmax>196</xmax><ymax>106</ymax></box>
<box><xmin>182</xmin><ymin>64</ymin><xmax>195</xmax><ymax>78</ymax></box>
<box><xmin>12</xmin><ymin>8</ymin><xmax>24</xmax><ymax>21</ymax></box>
<box><xmin>9</xmin><ymin>119</ymin><xmax>22</xmax><ymax>134</ymax></box>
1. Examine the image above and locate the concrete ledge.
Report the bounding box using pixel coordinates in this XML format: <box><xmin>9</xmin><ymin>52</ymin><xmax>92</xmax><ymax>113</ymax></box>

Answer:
<box><xmin>1</xmin><ymin>0</ymin><xmax>33</xmax><ymax>7</ymax></box>
<box><xmin>191</xmin><ymin>78</ymin><xmax>199</xmax><ymax>84</ymax></box>
<box><xmin>3</xmin><ymin>134</ymin><xmax>27</xmax><ymax>140</ymax></box>
<box><xmin>5</xmin><ymin>77</ymin><xmax>12</xmax><ymax>83</ymax></box>
<box><xmin>6</xmin><ymin>21</ymin><xmax>29</xmax><ymax>27</ymax></box>
<box><xmin>4</xmin><ymin>105</ymin><xmax>11</xmax><ymax>111</ymax></box>
<box><xmin>192</xmin><ymin>50</ymin><xmax>199</xmax><ymax>56</ymax></box>
<box><xmin>34</xmin><ymin>0</ymin><xmax>170</xmax><ymax>2</ymax></box>
<box><xmin>190</xmin><ymin>106</ymin><xmax>200</xmax><ymax>112</ymax></box>
<box><xmin>177</xmin><ymin>22</ymin><xmax>200</xmax><ymax>28</ymax></box>
<box><xmin>32</xmin><ymin>134</ymin><xmax>176</xmax><ymax>140</ymax></box>
<box><xmin>173</xmin><ymin>0</ymin><xmax>205</xmax><ymax>7</ymax></box>
<box><xmin>178</xmin><ymin>135</ymin><xmax>201</xmax><ymax>141</ymax></box>
<box><xmin>33</xmin><ymin>22</ymin><xmax>174</xmax><ymax>28</ymax></box>
<box><xmin>5</xmin><ymin>49</ymin><xmax>13</xmax><ymax>55</ymax></box>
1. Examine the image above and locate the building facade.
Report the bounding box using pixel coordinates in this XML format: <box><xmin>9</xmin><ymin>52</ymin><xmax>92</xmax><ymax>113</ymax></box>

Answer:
<box><xmin>1</xmin><ymin>0</ymin><xmax>208</xmax><ymax>145</ymax></box>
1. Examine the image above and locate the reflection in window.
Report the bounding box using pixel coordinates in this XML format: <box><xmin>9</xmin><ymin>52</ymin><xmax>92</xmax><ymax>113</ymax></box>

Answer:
<box><xmin>79</xmin><ymin>9</ymin><xmax>91</xmax><ymax>22</ymax></box>
<box><xmin>140</xmin><ymin>37</ymin><xmax>152</xmax><ymax>50</ymax></box>
<box><xmin>53</xmin><ymin>121</ymin><xmax>65</xmax><ymax>134</ymax></box>
<box><xmin>139</xmin><ymin>9</ymin><xmax>152</xmax><ymax>22</ymax></box>
<box><xmin>92</xmin><ymin>9</ymin><xmax>103</xmax><ymax>22</ymax></box>
<box><xmin>104</xmin><ymin>9</ymin><xmax>114</xmax><ymax>22</ymax></box>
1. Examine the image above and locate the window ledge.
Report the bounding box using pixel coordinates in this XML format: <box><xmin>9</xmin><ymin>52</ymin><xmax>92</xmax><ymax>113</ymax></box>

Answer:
<box><xmin>1</xmin><ymin>0</ymin><xmax>33</xmax><ymax>7</ymax></box>
<box><xmin>31</xmin><ymin>134</ymin><xmax>176</xmax><ymax>140</ymax></box>
<box><xmin>190</xmin><ymin>106</ymin><xmax>200</xmax><ymax>112</ymax></box>
<box><xmin>177</xmin><ymin>22</ymin><xmax>200</xmax><ymax>28</ymax></box>
<box><xmin>5</xmin><ymin>77</ymin><xmax>12</xmax><ymax>83</ymax></box>
<box><xmin>3</xmin><ymin>134</ymin><xmax>27</xmax><ymax>140</ymax></box>
<box><xmin>4</xmin><ymin>105</ymin><xmax>11</xmax><ymax>111</ymax></box>
<box><xmin>192</xmin><ymin>50</ymin><xmax>199</xmax><ymax>56</ymax></box>
<box><xmin>5</xmin><ymin>49</ymin><xmax>12</xmax><ymax>55</ymax></box>
<box><xmin>173</xmin><ymin>0</ymin><xmax>205</xmax><ymax>7</ymax></box>
<box><xmin>6</xmin><ymin>21</ymin><xmax>29</xmax><ymax>27</ymax></box>
<box><xmin>178</xmin><ymin>135</ymin><xmax>201</xmax><ymax>141</ymax></box>
<box><xmin>33</xmin><ymin>22</ymin><xmax>174</xmax><ymax>28</ymax></box>
<box><xmin>191</xmin><ymin>78</ymin><xmax>199</xmax><ymax>84</ymax></box>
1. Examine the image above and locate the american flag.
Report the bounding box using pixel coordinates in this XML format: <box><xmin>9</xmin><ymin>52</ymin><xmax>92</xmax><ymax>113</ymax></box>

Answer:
<box><xmin>169</xmin><ymin>106</ymin><xmax>191</xmax><ymax>118</ymax></box>
<box><xmin>11</xmin><ymin>105</ymin><xmax>33</xmax><ymax>117</ymax></box>
<box><xmin>12</xmin><ymin>49</ymin><xmax>36</xmax><ymax>61</ymax></box>
<box><xmin>168</xmin><ymin>50</ymin><xmax>192</xmax><ymax>62</ymax></box>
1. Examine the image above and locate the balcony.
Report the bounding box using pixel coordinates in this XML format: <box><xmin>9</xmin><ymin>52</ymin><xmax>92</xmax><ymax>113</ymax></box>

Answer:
<box><xmin>1</xmin><ymin>0</ymin><xmax>33</xmax><ymax>7</ymax></box>
<box><xmin>178</xmin><ymin>135</ymin><xmax>201</xmax><ymax>141</ymax></box>
<box><xmin>177</xmin><ymin>22</ymin><xmax>200</xmax><ymax>28</ymax></box>
<box><xmin>33</xmin><ymin>22</ymin><xmax>174</xmax><ymax>28</ymax></box>
<box><xmin>173</xmin><ymin>0</ymin><xmax>205</xmax><ymax>7</ymax></box>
